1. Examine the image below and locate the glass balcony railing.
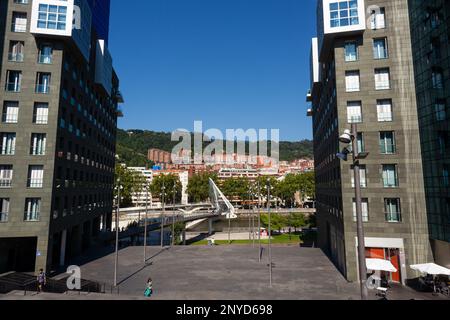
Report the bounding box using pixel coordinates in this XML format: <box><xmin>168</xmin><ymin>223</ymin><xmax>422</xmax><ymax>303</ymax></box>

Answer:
<box><xmin>0</xmin><ymin>212</ymin><xmax>8</xmax><ymax>222</ymax></box>
<box><xmin>8</xmin><ymin>53</ymin><xmax>24</xmax><ymax>62</ymax></box>
<box><xmin>36</xmin><ymin>84</ymin><xmax>50</xmax><ymax>94</ymax></box>
<box><xmin>385</xmin><ymin>212</ymin><xmax>402</xmax><ymax>223</ymax></box>
<box><xmin>5</xmin><ymin>82</ymin><xmax>21</xmax><ymax>92</ymax></box>
<box><xmin>0</xmin><ymin>179</ymin><xmax>12</xmax><ymax>188</ymax></box>
<box><xmin>38</xmin><ymin>54</ymin><xmax>53</xmax><ymax>64</ymax></box>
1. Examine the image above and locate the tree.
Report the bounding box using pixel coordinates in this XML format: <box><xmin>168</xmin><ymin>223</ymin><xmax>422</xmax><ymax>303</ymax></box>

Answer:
<box><xmin>260</xmin><ymin>213</ymin><xmax>288</xmax><ymax>233</ymax></box>
<box><xmin>187</xmin><ymin>172</ymin><xmax>218</xmax><ymax>203</ymax></box>
<box><xmin>150</xmin><ymin>174</ymin><xmax>182</xmax><ymax>204</ymax></box>
<box><xmin>220</xmin><ymin>178</ymin><xmax>250</xmax><ymax>205</ymax></box>
<box><xmin>288</xmin><ymin>213</ymin><xmax>307</xmax><ymax>233</ymax></box>
<box><xmin>114</xmin><ymin>164</ymin><xmax>135</xmax><ymax>208</ymax></box>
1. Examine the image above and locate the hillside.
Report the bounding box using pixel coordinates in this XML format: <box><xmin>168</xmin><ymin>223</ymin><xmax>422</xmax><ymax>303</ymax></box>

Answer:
<box><xmin>116</xmin><ymin>129</ymin><xmax>313</xmax><ymax>167</ymax></box>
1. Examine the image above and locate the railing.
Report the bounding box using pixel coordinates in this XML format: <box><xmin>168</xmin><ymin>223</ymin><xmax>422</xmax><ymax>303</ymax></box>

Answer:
<box><xmin>385</xmin><ymin>212</ymin><xmax>402</xmax><ymax>223</ymax></box>
<box><xmin>11</xmin><ymin>24</ymin><xmax>27</xmax><ymax>33</ymax></box>
<box><xmin>8</xmin><ymin>53</ymin><xmax>24</xmax><ymax>62</ymax></box>
<box><xmin>27</xmin><ymin>179</ymin><xmax>44</xmax><ymax>188</ymax></box>
<box><xmin>0</xmin><ymin>179</ymin><xmax>13</xmax><ymax>188</ymax></box>
<box><xmin>5</xmin><ymin>82</ymin><xmax>20</xmax><ymax>92</ymax></box>
<box><xmin>35</xmin><ymin>84</ymin><xmax>50</xmax><ymax>94</ymax></box>
<box><xmin>0</xmin><ymin>212</ymin><xmax>8</xmax><ymax>222</ymax></box>
<box><xmin>38</xmin><ymin>54</ymin><xmax>52</xmax><ymax>64</ymax></box>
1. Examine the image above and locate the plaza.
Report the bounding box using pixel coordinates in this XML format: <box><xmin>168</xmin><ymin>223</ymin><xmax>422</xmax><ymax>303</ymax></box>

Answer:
<box><xmin>1</xmin><ymin>245</ymin><xmax>447</xmax><ymax>301</ymax></box>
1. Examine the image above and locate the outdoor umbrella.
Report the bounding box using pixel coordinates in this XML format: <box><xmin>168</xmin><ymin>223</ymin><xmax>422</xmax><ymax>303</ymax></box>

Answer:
<box><xmin>410</xmin><ymin>263</ymin><xmax>450</xmax><ymax>276</ymax></box>
<box><xmin>366</xmin><ymin>258</ymin><xmax>398</xmax><ymax>272</ymax></box>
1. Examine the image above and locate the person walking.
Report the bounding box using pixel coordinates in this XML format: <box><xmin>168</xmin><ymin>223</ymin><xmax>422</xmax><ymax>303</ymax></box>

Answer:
<box><xmin>144</xmin><ymin>277</ymin><xmax>153</xmax><ymax>297</ymax></box>
<box><xmin>37</xmin><ymin>269</ymin><xmax>46</xmax><ymax>293</ymax></box>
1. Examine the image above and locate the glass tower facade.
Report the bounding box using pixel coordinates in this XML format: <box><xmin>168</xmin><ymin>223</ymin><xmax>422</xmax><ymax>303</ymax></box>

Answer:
<box><xmin>86</xmin><ymin>0</ymin><xmax>110</xmax><ymax>44</ymax></box>
<box><xmin>409</xmin><ymin>0</ymin><xmax>450</xmax><ymax>263</ymax></box>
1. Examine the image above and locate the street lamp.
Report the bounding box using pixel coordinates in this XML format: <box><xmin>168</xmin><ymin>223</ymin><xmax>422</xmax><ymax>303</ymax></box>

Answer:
<box><xmin>113</xmin><ymin>178</ymin><xmax>123</xmax><ymax>287</ymax></box>
<box><xmin>161</xmin><ymin>180</ymin><xmax>166</xmax><ymax>248</ymax></box>
<box><xmin>257</xmin><ymin>180</ymin><xmax>262</xmax><ymax>262</ymax></box>
<box><xmin>267</xmin><ymin>179</ymin><xmax>273</xmax><ymax>288</ymax></box>
<box><xmin>172</xmin><ymin>184</ymin><xmax>176</xmax><ymax>247</ymax></box>
<box><xmin>337</xmin><ymin>123</ymin><xmax>369</xmax><ymax>300</ymax></box>
<box><xmin>143</xmin><ymin>183</ymin><xmax>149</xmax><ymax>264</ymax></box>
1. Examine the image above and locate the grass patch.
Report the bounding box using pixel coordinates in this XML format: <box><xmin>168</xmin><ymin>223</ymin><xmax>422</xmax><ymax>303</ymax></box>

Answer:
<box><xmin>190</xmin><ymin>233</ymin><xmax>303</xmax><ymax>246</ymax></box>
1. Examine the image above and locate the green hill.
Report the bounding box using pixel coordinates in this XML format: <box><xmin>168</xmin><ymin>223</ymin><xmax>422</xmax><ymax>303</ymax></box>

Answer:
<box><xmin>116</xmin><ymin>129</ymin><xmax>313</xmax><ymax>167</ymax></box>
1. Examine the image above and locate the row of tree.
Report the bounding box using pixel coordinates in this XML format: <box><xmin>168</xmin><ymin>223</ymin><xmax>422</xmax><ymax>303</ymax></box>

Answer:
<box><xmin>187</xmin><ymin>172</ymin><xmax>315</xmax><ymax>207</ymax></box>
<box><xmin>260</xmin><ymin>213</ymin><xmax>316</xmax><ymax>232</ymax></box>
<box><xmin>114</xmin><ymin>165</ymin><xmax>183</xmax><ymax>208</ymax></box>
<box><xmin>114</xmin><ymin>164</ymin><xmax>315</xmax><ymax>209</ymax></box>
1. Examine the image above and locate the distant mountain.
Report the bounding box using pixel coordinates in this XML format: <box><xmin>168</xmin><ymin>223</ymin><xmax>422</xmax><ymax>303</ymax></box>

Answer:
<box><xmin>116</xmin><ymin>129</ymin><xmax>313</xmax><ymax>167</ymax></box>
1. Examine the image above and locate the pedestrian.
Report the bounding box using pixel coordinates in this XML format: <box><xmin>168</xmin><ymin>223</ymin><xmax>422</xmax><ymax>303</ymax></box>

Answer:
<box><xmin>37</xmin><ymin>269</ymin><xmax>46</xmax><ymax>293</ymax></box>
<box><xmin>144</xmin><ymin>277</ymin><xmax>153</xmax><ymax>297</ymax></box>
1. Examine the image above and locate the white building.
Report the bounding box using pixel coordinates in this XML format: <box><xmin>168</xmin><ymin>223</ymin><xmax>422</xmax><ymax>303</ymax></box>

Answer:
<box><xmin>128</xmin><ymin>167</ymin><xmax>153</xmax><ymax>207</ymax></box>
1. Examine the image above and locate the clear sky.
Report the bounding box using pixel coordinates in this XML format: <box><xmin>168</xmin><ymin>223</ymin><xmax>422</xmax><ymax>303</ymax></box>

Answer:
<box><xmin>109</xmin><ymin>0</ymin><xmax>317</xmax><ymax>141</ymax></box>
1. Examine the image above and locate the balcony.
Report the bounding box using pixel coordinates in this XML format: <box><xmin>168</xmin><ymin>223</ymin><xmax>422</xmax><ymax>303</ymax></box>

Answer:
<box><xmin>5</xmin><ymin>82</ymin><xmax>21</xmax><ymax>92</ymax></box>
<box><xmin>35</xmin><ymin>84</ymin><xmax>50</xmax><ymax>94</ymax></box>
<box><xmin>38</xmin><ymin>54</ymin><xmax>52</xmax><ymax>64</ymax></box>
<box><xmin>385</xmin><ymin>212</ymin><xmax>402</xmax><ymax>223</ymax></box>
<box><xmin>11</xmin><ymin>23</ymin><xmax>27</xmax><ymax>33</ymax></box>
<box><xmin>27</xmin><ymin>179</ymin><xmax>43</xmax><ymax>188</ymax></box>
<box><xmin>0</xmin><ymin>179</ymin><xmax>12</xmax><ymax>188</ymax></box>
<box><xmin>307</xmin><ymin>108</ymin><xmax>313</xmax><ymax>117</ymax></box>
<box><xmin>8</xmin><ymin>53</ymin><xmax>24</xmax><ymax>62</ymax></box>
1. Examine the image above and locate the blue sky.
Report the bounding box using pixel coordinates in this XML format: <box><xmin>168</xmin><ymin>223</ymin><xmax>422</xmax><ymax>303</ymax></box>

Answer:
<box><xmin>109</xmin><ymin>0</ymin><xmax>317</xmax><ymax>141</ymax></box>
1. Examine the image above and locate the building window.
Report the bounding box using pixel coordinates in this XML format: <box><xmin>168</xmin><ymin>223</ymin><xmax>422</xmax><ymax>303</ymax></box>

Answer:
<box><xmin>434</xmin><ymin>100</ymin><xmax>446</xmax><ymax>121</ymax></box>
<box><xmin>38</xmin><ymin>44</ymin><xmax>53</xmax><ymax>64</ymax></box>
<box><xmin>382</xmin><ymin>164</ymin><xmax>398</xmax><ymax>188</ymax></box>
<box><xmin>330</xmin><ymin>1</ymin><xmax>359</xmax><ymax>28</ymax></box>
<box><xmin>24</xmin><ymin>198</ymin><xmax>41</xmax><ymax>222</ymax></box>
<box><xmin>33</xmin><ymin>103</ymin><xmax>49</xmax><ymax>125</ymax></box>
<box><xmin>353</xmin><ymin>198</ymin><xmax>369</xmax><ymax>222</ymax></box>
<box><xmin>12</xmin><ymin>12</ymin><xmax>27</xmax><ymax>32</ymax></box>
<box><xmin>373</xmin><ymin>38</ymin><xmax>388</xmax><ymax>59</ymax></box>
<box><xmin>377</xmin><ymin>99</ymin><xmax>393</xmax><ymax>122</ymax></box>
<box><xmin>0</xmin><ymin>165</ymin><xmax>13</xmax><ymax>188</ymax></box>
<box><xmin>432</xmin><ymin>68</ymin><xmax>444</xmax><ymax>89</ymax></box>
<box><xmin>37</xmin><ymin>4</ymin><xmax>67</xmax><ymax>30</ymax></box>
<box><xmin>375</xmin><ymin>68</ymin><xmax>390</xmax><ymax>90</ymax></box>
<box><xmin>344</xmin><ymin>42</ymin><xmax>358</xmax><ymax>62</ymax></box>
<box><xmin>8</xmin><ymin>41</ymin><xmax>24</xmax><ymax>62</ymax></box>
<box><xmin>36</xmin><ymin>73</ymin><xmax>51</xmax><ymax>94</ymax></box>
<box><xmin>351</xmin><ymin>165</ymin><xmax>367</xmax><ymax>188</ymax></box>
<box><xmin>370</xmin><ymin>7</ymin><xmax>385</xmax><ymax>29</ymax></box>
<box><xmin>30</xmin><ymin>133</ymin><xmax>47</xmax><ymax>155</ymax></box>
<box><xmin>5</xmin><ymin>70</ymin><xmax>22</xmax><ymax>92</ymax></box>
<box><xmin>2</xmin><ymin>101</ymin><xmax>19</xmax><ymax>124</ymax></box>
<box><xmin>27</xmin><ymin>165</ymin><xmax>44</xmax><ymax>188</ymax></box>
<box><xmin>0</xmin><ymin>198</ymin><xmax>9</xmax><ymax>222</ymax></box>
<box><xmin>0</xmin><ymin>133</ymin><xmax>16</xmax><ymax>155</ymax></box>
<box><xmin>345</xmin><ymin>70</ymin><xmax>360</xmax><ymax>92</ymax></box>
<box><xmin>385</xmin><ymin>198</ymin><xmax>401</xmax><ymax>223</ymax></box>
<box><xmin>444</xmin><ymin>166</ymin><xmax>449</xmax><ymax>187</ymax></box>
<box><xmin>347</xmin><ymin>101</ymin><xmax>362</xmax><ymax>123</ymax></box>
<box><xmin>380</xmin><ymin>131</ymin><xmax>396</xmax><ymax>154</ymax></box>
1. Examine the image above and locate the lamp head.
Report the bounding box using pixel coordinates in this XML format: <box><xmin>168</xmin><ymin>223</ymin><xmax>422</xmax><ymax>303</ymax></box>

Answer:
<box><xmin>336</xmin><ymin>147</ymin><xmax>351</xmax><ymax>162</ymax></box>
<box><xmin>339</xmin><ymin>129</ymin><xmax>353</xmax><ymax>144</ymax></box>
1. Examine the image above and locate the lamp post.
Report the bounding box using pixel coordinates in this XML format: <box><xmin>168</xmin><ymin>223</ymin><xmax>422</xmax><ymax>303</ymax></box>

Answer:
<box><xmin>113</xmin><ymin>178</ymin><xmax>122</xmax><ymax>287</ymax></box>
<box><xmin>143</xmin><ymin>183</ymin><xmax>149</xmax><ymax>264</ymax></box>
<box><xmin>267</xmin><ymin>179</ymin><xmax>273</xmax><ymax>287</ymax></box>
<box><xmin>161</xmin><ymin>180</ymin><xmax>165</xmax><ymax>248</ymax></box>
<box><xmin>337</xmin><ymin>123</ymin><xmax>369</xmax><ymax>300</ymax></box>
<box><xmin>258</xmin><ymin>180</ymin><xmax>262</xmax><ymax>262</ymax></box>
<box><xmin>172</xmin><ymin>184</ymin><xmax>176</xmax><ymax>247</ymax></box>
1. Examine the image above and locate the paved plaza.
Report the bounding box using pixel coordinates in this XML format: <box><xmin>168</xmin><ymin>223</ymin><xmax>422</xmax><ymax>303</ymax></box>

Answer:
<box><xmin>1</xmin><ymin>245</ymin><xmax>448</xmax><ymax>300</ymax></box>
